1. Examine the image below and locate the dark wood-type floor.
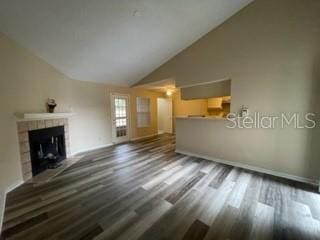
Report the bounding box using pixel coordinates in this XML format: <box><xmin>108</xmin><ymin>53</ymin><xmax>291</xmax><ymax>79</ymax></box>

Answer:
<box><xmin>1</xmin><ymin>134</ymin><xmax>320</xmax><ymax>240</ymax></box>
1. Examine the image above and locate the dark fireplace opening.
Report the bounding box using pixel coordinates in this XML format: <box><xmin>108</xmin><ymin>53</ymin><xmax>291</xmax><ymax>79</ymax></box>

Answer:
<box><xmin>28</xmin><ymin>126</ymin><xmax>66</xmax><ymax>176</ymax></box>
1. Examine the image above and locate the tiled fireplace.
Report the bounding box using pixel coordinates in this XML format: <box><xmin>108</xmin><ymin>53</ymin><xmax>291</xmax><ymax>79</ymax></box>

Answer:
<box><xmin>17</xmin><ymin>118</ymin><xmax>71</xmax><ymax>181</ymax></box>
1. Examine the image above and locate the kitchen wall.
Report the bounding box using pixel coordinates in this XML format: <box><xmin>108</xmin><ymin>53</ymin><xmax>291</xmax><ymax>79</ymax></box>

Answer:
<box><xmin>172</xmin><ymin>90</ymin><xmax>208</xmax><ymax>132</ymax></box>
<box><xmin>0</xmin><ymin>32</ymin><xmax>161</xmax><ymax>230</ymax></box>
<box><xmin>136</xmin><ymin>0</ymin><xmax>320</xmax><ymax>180</ymax></box>
<box><xmin>173</xmin><ymin>91</ymin><xmax>208</xmax><ymax>117</ymax></box>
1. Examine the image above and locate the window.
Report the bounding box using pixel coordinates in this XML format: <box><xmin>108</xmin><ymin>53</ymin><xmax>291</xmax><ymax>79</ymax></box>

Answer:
<box><xmin>136</xmin><ymin>97</ymin><xmax>150</xmax><ymax>128</ymax></box>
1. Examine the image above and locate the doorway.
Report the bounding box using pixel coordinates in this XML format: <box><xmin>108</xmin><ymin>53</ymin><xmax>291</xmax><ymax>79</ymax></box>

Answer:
<box><xmin>111</xmin><ymin>93</ymin><xmax>130</xmax><ymax>143</ymax></box>
<box><xmin>157</xmin><ymin>97</ymin><xmax>173</xmax><ymax>134</ymax></box>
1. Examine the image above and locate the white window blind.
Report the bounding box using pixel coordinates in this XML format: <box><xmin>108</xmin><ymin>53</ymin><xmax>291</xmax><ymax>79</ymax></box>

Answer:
<box><xmin>136</xmin><ymin>97</ymin><xmax>150</xmax><ymax>128</ymax></box>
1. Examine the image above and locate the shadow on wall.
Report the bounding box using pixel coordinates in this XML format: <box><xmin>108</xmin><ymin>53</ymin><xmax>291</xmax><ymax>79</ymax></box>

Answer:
<box><xmin>307</xmin><ymin>53</ymin><xmax>320</xmax><ymax>179</ymax></box>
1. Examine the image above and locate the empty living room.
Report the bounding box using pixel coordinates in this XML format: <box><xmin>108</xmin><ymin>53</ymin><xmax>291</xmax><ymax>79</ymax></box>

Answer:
<box><xmin>0</xmin><ymin>0</ymin><xmax>319</xmax><ymax>239</ymax></box>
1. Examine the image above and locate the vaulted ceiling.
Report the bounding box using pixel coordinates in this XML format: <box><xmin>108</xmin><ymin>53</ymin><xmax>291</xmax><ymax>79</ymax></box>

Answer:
<box><xmin>0</xmin><ymin>0</ymin><xmax>252</xmax><ymax>86</ymax></box>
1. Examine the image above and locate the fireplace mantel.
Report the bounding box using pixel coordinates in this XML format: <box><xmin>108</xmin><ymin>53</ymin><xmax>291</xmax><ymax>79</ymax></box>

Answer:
<box><xmin>15</xmin><ymin>112</ymin><xmax>75</xmax><ymax>121</ymax></box>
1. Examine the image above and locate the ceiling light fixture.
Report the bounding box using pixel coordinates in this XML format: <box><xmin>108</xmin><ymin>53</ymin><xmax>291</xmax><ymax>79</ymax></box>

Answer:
<box><xmin>166</xmin><ymin>89</ymin><xmax>173</xmax><ymax>96</ymax></box>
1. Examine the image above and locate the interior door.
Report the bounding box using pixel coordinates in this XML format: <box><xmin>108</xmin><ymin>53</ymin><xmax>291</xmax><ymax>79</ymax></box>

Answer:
<box><xmin>111</xmin><ymin>94</ymin><xmax>130</xmax><ymax>143</ymax></box>
<box><xmin>157</xmin><ymin>98</ymin><xmax>173</xmax><ymax>134</ymax></box>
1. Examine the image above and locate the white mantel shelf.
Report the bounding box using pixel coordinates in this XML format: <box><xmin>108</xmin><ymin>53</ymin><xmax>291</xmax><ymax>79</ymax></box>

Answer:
<box><xmin>15</xmin><ymin>112</ymin><xmax>76</xmax><ymax>121</ymax></box>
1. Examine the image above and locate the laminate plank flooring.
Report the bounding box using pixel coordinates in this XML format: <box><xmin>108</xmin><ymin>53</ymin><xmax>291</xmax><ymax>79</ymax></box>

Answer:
<box><xmin>1</xmin><ymin>134</ymin><xmax>320</xmax><ymax>240</ymax></box>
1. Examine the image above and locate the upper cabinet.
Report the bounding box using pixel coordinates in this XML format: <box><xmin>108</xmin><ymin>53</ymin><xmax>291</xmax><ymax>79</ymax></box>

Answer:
<box><xmin>222</xmin><ymin>96</ymin><xmax>231</xmax><ymax>104</ymax></box>
<box><xmin>208</xmin><ymin>97</ymin><xmax>222</xmax><ymax>109</ymax></box>
<box><xmin>207</xmin><ymin>96</ymin><xmax>231</xmax><ymax>109</ymax></box>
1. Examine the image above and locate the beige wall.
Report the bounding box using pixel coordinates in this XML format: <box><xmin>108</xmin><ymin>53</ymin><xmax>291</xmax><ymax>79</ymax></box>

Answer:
<box><xmin>176</xmin><ymin>118</ymin><xmax>318</xmax><ymax>182</ymax></box>
<box><xmin>0</xmin><ymin>32</ymin><xmax>160</xmax><ymax>228</ymax></box>
<box><xmin>137</xmin><ymin>0</ymin><xmax>320</xmax><ymax>181</ymax></box>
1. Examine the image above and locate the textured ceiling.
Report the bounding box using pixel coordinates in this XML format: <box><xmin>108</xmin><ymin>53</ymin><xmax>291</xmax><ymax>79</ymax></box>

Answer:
<box><xmin>0</xmin><ymin>0</ymin><xmax>252</xmax><ymax>86</ymax></box>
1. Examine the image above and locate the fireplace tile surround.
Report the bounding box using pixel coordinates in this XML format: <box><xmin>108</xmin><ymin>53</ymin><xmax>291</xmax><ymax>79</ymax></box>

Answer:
<box><xmin>17</xmin><ymin>118</ymin><xmax>71</xmax><ymax>181</ymax></box>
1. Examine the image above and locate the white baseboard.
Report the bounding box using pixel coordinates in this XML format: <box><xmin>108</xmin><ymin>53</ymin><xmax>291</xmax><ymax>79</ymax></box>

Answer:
<box><xmin>5</xmin><ymin>180</ymin><xmax>24</xmax><ymax>194</ymax></box>
<box><xmin>1</xmin><ymin>180</ymin><xmax>24</xmax><ymax>233</ymax></box>
<box><xmin>130</xmin><ymin>134</ymin><xmax>159</xmax><ymax>142</ymax></box>
<box><xmin>71</xmin><ymin>143</ymin><xmax>114</xmax><ymax>156</ymax></box>
<box><xmin>176</xmin><ymin>149</ymin><xmax>319</xmax><ymax>186</ymax></box>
